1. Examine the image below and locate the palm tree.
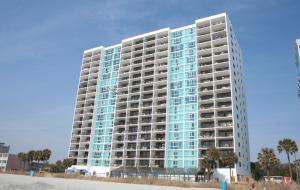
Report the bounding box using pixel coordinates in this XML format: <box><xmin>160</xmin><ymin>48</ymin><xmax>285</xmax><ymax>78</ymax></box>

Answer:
<box><xmin>257</xmin><ymin>148</ymin><xmax>279</xmax><ymax>180</ymax></box>
<box><xmin>27</xmin><ymin>150</ymin><xmax>35</xmax><ymax>163</ymax></box>
<box><xmin>201</xmin><ymin>157</ymin><xmax>212</xmax><ymax>181</ymax></box>
<box><xmin>62</xmin><ymin>158</ymin><xmax>74</xmax><ymax>169</ymax></box>
<box><xmin>221</xmin><ymin>151</ymin><xmax>238</xmax><ymax>180</ymax></box>
<box><xmin>35</xmin><ymin>150</ymin><xmax>43</xmax><ymax>164</ymax></box>
<box><xmin>207</xmin><ymin>147</ymin><xmax>221</xmax><ymax>169</ymax></box>
<box><xmin>17</xmin><ymin>152</ymin><xmax>25</xmax><ymax>171</ymax></box>
<box><xmin>17</xmin><ymin>152</ymin><xmax>29</xmax><ymax>171</ymax></box>
<box><xmin>277</xmin><ymin>138</ymin><xmax>298</xmax><ymax>179</ymax></box>
<box><xmin>295</xmin><ymin>159</ymin><xmax>300</xmax><ymax>184</ymax></box>
<box><xmin>42</xmin><ymin>149</ymin><xmax>51</xmax><ymax>164</ymax></box>
<box><xmin>33</xmin><ymin>150</ymin><xmax>44</xmax><ymax>170</ymax></box>
<box><xmin>203</xmin><ymin>147</ymin><xmax>221</xmax><ymax>181</ymax></box>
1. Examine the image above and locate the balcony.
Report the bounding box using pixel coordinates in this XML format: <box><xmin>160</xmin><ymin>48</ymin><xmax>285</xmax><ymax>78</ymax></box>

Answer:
<box><xmin>217</xmin><ymin>131</ymin><xmax>233</xmax><ymax>138</ymax></box>
<box><xmin>133</xmin><ymin>60</ymin><xmax>142</xmax><ymax>65</ymax></box>
<box><xmin>218</xmin><ymin>121</ymin><xmax>232</xmax><ymax>128</ymax></box>
<box><xmin>200</xmin><ymin>141</ymin><xmax>215</xmax><ymax>149</ymax></box>
<box><xmin>143</xmin><ymin>102</ymin><xmax>152</xmax><ymax>107</ymax></box>
<box><xmin>200</xmin><ymin>132</ymin><xmax>215</xmax><ymax>138</ymax></box>
<box><xmin>140</xmin><ymin>134</ymin><xmax>151</xmax><ymax>141</ymax></box>
<box><xmin>116</xmin><ymin>129</ymin><xmax>125</xmax><ymax>134</ymax></box>
<box><xmin>212</xmin><ymin>33</ymin><xmax>227</xmax><ymax>41</ymax></box>
<box><xmin>125</xmin><ymin>161</ymin><xmax>135</xmax><ymax>167</ymax></box>
<box><xmin>131</xmin><ymin>89</ymin><xmax>140</xmax><ymax>94</ymax></box>
<box><xmin>157</xmin><ymin>101</ymin><xmax>166</xmax><ymax>106</ymax></box>
<box><xmin>144</xmin><ymin>71</ymin><xmax>154</xmax><ymax>77</ymax></box>
<box><xmin>141</xmin><ymin>126</ymin><xmax>151</xmax><ymax>132</ymax></box>
<box><xmin>217</xmin><ymin>92</ymin><xmax>231</xmax><ymax>99</ymax></box>
<box><xmin>215</xmin><ymin>58</ymin><xmax>228</xmax><ymax>64</ymax></box>
<box><xmin>128</xmin><ymin>119</ymin><xmax>138</xmax><ymax>125</ymax></box>
<box><xmin>116</xmin><ymin>137</ymin><xmax>124</xmax><ymax>142</ymax></box>
<box><xmin>134</xmin><ymin>47</ymin><xmax>143</xmax><ymax>51</ymax></box>
<box><xmin>216</xmin><ymin>84</ymin><xmax>230</xmax><ymax>90</ymax></box>
<box><xmin>200</xmin><ymin>122</ymin><xmax>214</xmax><ymax>129</ymax></box>
<box><xmin>144</xmin><ymin>79</ymin><xmax>154</xmax><ymax>84</ymax></box>
<box><xmin>154</xmin><ymin>134</ymin><xmax>165</xmax><ymax>141</ymax></box>
<box><xmin>200</xmin><ymin>103</ymin><xmax>214</xmax><ymax>110</ymax></box>
<box><xmin>200</xmin><ymin>87</ymin><xmax>213</xmax><ymax>92</ymax></box>
<box><xmin>201</xmin><ymin>113</ymin><xmax>214</xmax><ymax>119</ymax></box>
<box><xmin>129</xmin><ymin>111</ymin><xmax>139</xmax><ymax>116</ymax></box>
<box><xmin>156</xmin><ymin>118</ymin><xmax>166</xmax><ymax>123</ymax></box>
<box><xmin>142</xmin><ymin>110</ymin><xmax>152</xmax><ymax>115</ymax></box>
<box><xmin>141</xmin><ymin>118</ymin><xmax>151</xmax><ymax>123</ymax></box>
<box><xmin>201</xmin><ymin>95</ymin><xmax>213</xmax><ymax>101</ymax></box>
<box><xmin>157</xmin><ymin>85</ymin><xmax>167</xmax><ymax>90</ymax></box>
<box><xmin>156</xmin><ymin>109</ymin><xmax>166</xmax><ymax>114</ymax></box>
<box><xmin>200</xmin><ymin>78</ymin><xmax>213</xmax><ymax>83</ymax></box>
<box><xmin>143</xmin><ymin>94</ymin><xmax>153</xmax><ymax>100</ymax></box>
<box><xmin>200</xmin><ymin>70</ymin><xmax>212</xmax><ymax>75</ymax></box>
<box><xmin>215</xmin><ymin>67</ymin><xmax>229</xmax><ymax>72</ymax></box>
<box><xmin>218</xmin><ymin>140</ymin><xmax>233</xmax><ymax>148</ymax></box>
<box><xmin>127</xmin><ymin>136</ymin><xmax>137</xmax><ymax>142</ymax></box>
<box><xmin>144</xmin><ymin>64</ymin><xmax>154</xmax><ymax>69</ymax></box>
<box><xmin>117</xmin><ymin>104</ymin><xmax>127</xmax><ymax>110</ymax></box>
<box><xmin>217</xmin><ymin>111</ymin><xmax>232</xmax><ymax>118</ymax></box>
<box><xmin>130</xmin><ymin>103</ymin><xmax>139</xmax><ymax>109</ymax></box>
<box><xmin>132</xmin><ymin>74</ymin><xmax>141</xmax><ymax>79</ymax></box>
<box><xmin>153</xmin><ymin>155</ymin><xmax>164</xmax><ymax>159</ymax></box>
<box><xmin>216</xmin><ymin>75</ymin><xmax>230</xmax><ymax>81</ymax></box>
<box><xmin>133</xmin><ymin>67</ymin><xmax>142</xmax><ymax>72</ymax></box>
<box><xmin>217</xmin><ymin>102</ymin><xmax>231</xmax><ymax>108</ymax></box>
<box><xmin>144</xmin><ymin>86</ymin><xmax>153</xmax><ymax>91</ymax></box>
<box><xmin>144</xmin><ymin>57</ymin><xmax>154</xmax><ymax>62</ymax></box>
<box><xmin>131</xmin><ymin>81</ymin><xmax>141</xmax><ymax>86</ymax></box>
<box><xmin>128</xmin><ymin>127</ymin><xmax>138</xmax><ymax>133</ymax></box>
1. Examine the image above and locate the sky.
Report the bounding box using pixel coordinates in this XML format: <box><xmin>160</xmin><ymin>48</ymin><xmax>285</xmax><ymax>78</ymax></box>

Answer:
<box><xmin>0</xmin><ymin>0</ymin><xmax>299</xmax><ymax>163</ymax></box>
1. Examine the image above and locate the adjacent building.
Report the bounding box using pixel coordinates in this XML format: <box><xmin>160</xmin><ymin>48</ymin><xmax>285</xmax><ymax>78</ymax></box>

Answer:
<box><xmin>68</xmin><ymin>13</ymin><xmax>250</xmax><ymax>181</ymax></box>
<box><xmin>5</xmin><ymin>154</ymin><xmax>22</xmax><ymax>172</ymax></box>
<box><xmin>0</xmin><ymin>143</ymin><xmax>10</xmax><ymax>172</ymax></box>
<box><xmin>296</xmin><ymin>39</ymin><xmax>300</xmax><ymax>96</ymax></box>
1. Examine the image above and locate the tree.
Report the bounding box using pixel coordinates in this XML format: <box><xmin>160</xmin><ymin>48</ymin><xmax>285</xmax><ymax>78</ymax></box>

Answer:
<box><xmin>42</xmin><ymin>149</ymin><xmax>51</xmax><ymax>164</ymax></box>
<box><xmin>49</xmin><ymin>159</ymin><xmax>73</xmax><ymax>173</ymax></box>
<box><xmin>295</xmin><ymin>159</ymin><xmax>300</xmax><ymax>184</ymax></box>
<box><xmin>27</xmin><ymin>150</ymin><xmax>35</xmax><ymax>164</ymax></box>
<box><xmin>201</xmin><ymin>157</ymin><xmax>212</xmax><ymax>181</ymax></box>
<box><xmin>277</xmin><ymin>138</ymin><xmax>298</xmax><ymax>179</ymax></box>
<box><xmin>221</xmin><ymin>151</ymin><xmax>238</xmax><ymax>179</ymax></box>
<box><xmin>258</xmin><ymin>148</ymin><xmax>279</xmax><ymax>180</ymax></box>
<box><xmin>50</xmin><ymin>160</ymin><xmax>63</xmax><ymax>173</ymax></box>
<box><xmin>250</xmin><ymin>162</ymin><xmax>264</xmax><ymax>180</ymax></box>
<box><xmin>202</xmin><ymin>147</ymin><xmax>221</xmax><ymax>181</ymax></box>
<box><xmin>62</xmin><ymin>158</ymin><xmax>74</xmax><ymax>169</ymax></box>
<box><xmin>34</xmin><ymin>150</ymin><xmax>43</xmax><ymax>164</ymax></box>
<box><xmin>17</xmin><ymin>152</ymin><xmax>28</xmax><ymax>171</ymax></box>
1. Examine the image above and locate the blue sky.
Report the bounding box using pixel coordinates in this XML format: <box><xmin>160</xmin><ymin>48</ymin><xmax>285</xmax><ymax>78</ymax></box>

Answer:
<box><xmin>0</xmin><ymin>0</ymin><xmax>299</xmax><ymax>163</ymax></box>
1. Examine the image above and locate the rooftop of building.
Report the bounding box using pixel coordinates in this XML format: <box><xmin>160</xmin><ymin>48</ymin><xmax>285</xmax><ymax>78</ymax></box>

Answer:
<box><xmin>83</xmin><ymin>12</ymin><xmax>228</xmax><ymax>53</ymax></box>
<box><xmin>0</xmin><ymin>143</ymin><xmax>10</xmax><ymax>153</ymax></box>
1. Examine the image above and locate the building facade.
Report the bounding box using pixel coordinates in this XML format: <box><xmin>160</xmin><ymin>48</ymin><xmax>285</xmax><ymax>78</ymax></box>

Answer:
<box><xmin>68</xmin><ymin>13</ymin><xmax>250</xmax><ymax>180</ymax></box>
<box><xmin>0</xmin><ymin>143</ymin><xmax>10</xmax><ymax>172</ymax></box>
<box><xmin>296</xmin><ymin>39</ymin><xmax>300</xmax><ymax>96</ymax></box>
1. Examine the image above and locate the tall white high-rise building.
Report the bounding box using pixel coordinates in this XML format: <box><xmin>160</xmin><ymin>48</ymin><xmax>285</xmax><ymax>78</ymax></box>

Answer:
<box><xmin>0</xmin><ymin>143</ymin><xmax>10</xmax><ymax>172</ymax></box>
<box><xmin>295</xmin><ymin>39</ymin><xmax>300</xmax><ymax>96</ymax></box>
<box><xmin>68</xmin><ymin>13</ymin><xmax>250</xmax><ymax>181</ymax></box>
